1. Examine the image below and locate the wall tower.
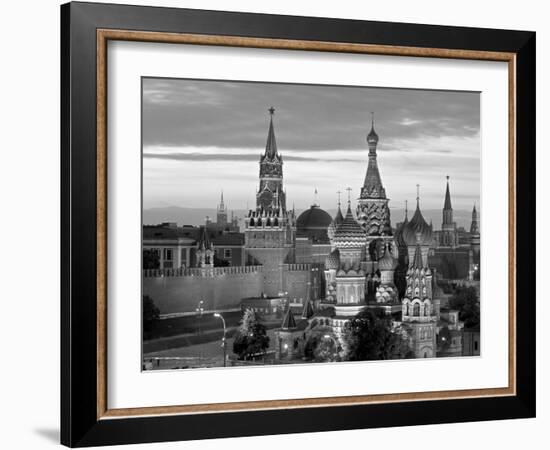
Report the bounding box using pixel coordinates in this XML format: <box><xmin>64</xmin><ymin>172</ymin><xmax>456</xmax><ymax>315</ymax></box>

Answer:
<box><xmin>244</xmin><ymin>107</ymin><xmax>296</xmax><ymax>296</ymax></box>
<box><xmin>440</xmin><ymin>176</ymin><xmax>458</xmax><ymax>247</ymax></box>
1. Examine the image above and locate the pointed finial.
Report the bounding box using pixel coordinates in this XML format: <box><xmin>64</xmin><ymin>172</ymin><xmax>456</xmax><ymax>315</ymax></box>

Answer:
<box><xmin>268</xmin><ymin>106</ymin><xmax>275</xmax><ymax>116</ymax></box>
<box><xmin>346</xmin><ymin>187</ymin><xmax>352</xmax><ymax>204</ymax></box>
<box><xmin>405</xmin><ymin>199</ymin><xmax>408</xmax><ymax>220</ymax></box>
<box><xmin>336</xmin><ymin>190</ymin><xmax>342</xmax><ymax>208</ymax></box>
<box><xmin>416</xmin><ymin>184</ymin><xmax>420</xmax><ymax>206</ymax></box>
<box><xmin>371</xmin><ymin>111</ymin><xmax>375</xmax><ymax>128</ymax></box>
<box><xmin>313</xmin><ymin>187</ymin><xmax>319</xmax><ymax>207</ymax></box>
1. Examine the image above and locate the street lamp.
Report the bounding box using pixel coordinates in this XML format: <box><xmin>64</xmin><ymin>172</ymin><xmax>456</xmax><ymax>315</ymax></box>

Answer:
<box><xmin>213</xmin><ymin>313</ymin><xmax>227</xmax><ymax>367</ymax></box>
<box><xmin>196</xmin><ymin>300</ymin><xmax>204</xmax><ymax>364</ymax></box>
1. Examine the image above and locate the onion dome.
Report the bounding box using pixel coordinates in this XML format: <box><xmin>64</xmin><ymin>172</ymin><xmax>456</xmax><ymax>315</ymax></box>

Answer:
<box><xmin>378</xmin><ymin>243</ymin><xmax>398</xmax><ymax>271</ymax></box>
<box><xmin>367</xmin><ymin>113</ymin><xmax>379</xmax><ymax>146</ymax></box>
<box><xmin>333</xmin><ymin>203</ymin><xmax>366</xmax><ymax>247</ymax></box>
<box><xmin>325</xmin><ymin>248</ymin><xmax>340</xmax><ymax>270</ymax></box>
<box><xmin>296</xmin><ymin>205</ymin><xmax>333</xmax><ymax>243</ymax></box>
<box><xmin>401</xmin><ymin>198</ymin><xmax>432</xmax><ymax>246</ymax></box>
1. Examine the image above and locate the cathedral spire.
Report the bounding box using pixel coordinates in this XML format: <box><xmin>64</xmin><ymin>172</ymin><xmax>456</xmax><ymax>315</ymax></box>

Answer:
<box><xmin>361</xmin><ymin>112</ymin><xmax>385</xmax><ymax>200</ymax></box>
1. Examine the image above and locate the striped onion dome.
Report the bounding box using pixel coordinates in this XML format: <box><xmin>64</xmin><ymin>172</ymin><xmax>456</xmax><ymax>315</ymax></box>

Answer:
<box><xmin>333</xmin><ymin>203</ymin><xmax>365</xmax><ymax>247</ymax></box>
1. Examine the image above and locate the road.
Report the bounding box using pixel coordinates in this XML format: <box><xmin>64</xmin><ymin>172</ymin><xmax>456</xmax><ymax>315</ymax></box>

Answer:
<box><xmin>144</xmin><ymin>329</ymin><xmax>278</xmax><ymax>370</ymax></box>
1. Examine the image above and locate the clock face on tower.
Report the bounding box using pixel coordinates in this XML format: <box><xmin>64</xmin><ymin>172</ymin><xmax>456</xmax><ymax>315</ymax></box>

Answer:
<box><xmin>258</xmin><ymin>190</ymin><xmax>273</xmax><ymax>210</ymax></box>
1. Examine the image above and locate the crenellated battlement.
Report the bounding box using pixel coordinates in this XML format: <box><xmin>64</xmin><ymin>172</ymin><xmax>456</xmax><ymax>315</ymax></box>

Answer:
<box><xmin>143</xmin><ymin>265</ymin><xmax>263</xmax><ymax>278</ymax></box>
<box><xmin>283</xmin><ymin>263</ymin><xmax>312</xmax><ymax>272</ymax></box>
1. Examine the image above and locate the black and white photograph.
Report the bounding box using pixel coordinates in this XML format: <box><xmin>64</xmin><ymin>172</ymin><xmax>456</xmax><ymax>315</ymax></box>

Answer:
<box><xmin>141</xmin><ymin>78</ymin><xmax>481</xmax><ymax>370</ymax></box>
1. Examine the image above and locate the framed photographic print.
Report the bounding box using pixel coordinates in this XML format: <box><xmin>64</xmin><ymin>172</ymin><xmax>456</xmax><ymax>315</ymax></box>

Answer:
<box><xmin>60</xmin><ymin>1</ymin><xmax>536</xmax><ymax>447</ymax></box>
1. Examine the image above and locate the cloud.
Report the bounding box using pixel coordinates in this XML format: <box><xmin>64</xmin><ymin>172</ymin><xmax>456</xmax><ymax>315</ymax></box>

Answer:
<box><xmin>142</xmin><ymin>78</ymin><xmax>480</xmax><ymax>211</ymax></box>
<box><xmin>142</xmin><ymin>78</ymin><xmax>480</xmax><ymax>151</ymax></box>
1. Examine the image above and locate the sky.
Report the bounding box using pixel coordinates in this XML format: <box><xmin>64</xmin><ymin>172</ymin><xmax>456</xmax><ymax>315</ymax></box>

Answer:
<box><xmin>142</xmin><ymin>77</ymin><xmax>480</xmax><ymax>215</ymax></box>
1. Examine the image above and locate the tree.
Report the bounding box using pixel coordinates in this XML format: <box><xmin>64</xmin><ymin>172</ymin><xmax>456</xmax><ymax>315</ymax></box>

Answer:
<box><xmin>143</xmin><ymin>295</ymin><xmax>160</xmax><ymax>339</ymax></box>
<box><xmin>232</xmin><ymin>309</ymin><xmax>270</xmax><ymax>360</ymax></box>
<box><xmin>142</xmin><ymin>249</ymin><xmax>160</xmax><ymax>270</ymax></box>
<box><xmin>449</xmin><ymin>286</ymin><xmax>480</xmax><ymax>328</ymax></box>
<box><xmin>304</xmin><ymin>335</ymin><xmax>341</xmax><ymax>362</ymax></box>
<box><xmin>344</xmin><ymin>308</ymin><xmax>412</xmax><ymax>361</ymax></box>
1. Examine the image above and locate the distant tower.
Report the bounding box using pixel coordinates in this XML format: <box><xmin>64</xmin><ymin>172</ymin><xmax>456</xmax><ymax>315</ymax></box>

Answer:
<box><xmin>470</xmin><ymin>202</ymin><xmax>480</xmax><ymax>237</ymax></box>
<box><xmin>217</xmin><ymin>191</ymin><xmax>227</xmax><ymax>226</ymax></box>
<box><xmin>440</xmin><ymin>176</ymin><xmax>458</xmax><ymax>247</ymax></box>
<box><xmin>356</xmin><ymin>113</ymin><xmax>392</xmax><ymax>239</ymax></box>
<box><xmin>244</xmin><ymin>107</ymin><xmax>296</xmax><ymax>296</ymax></box>
<box><xmin>401</xmin><ymin>241</ymin><xmax>437</xmax><ymax>358</ymax></box>
<box><xmin>469</xmin><ymin>203</ymin><xmax>480</xmax><ymax>281</ymax></box>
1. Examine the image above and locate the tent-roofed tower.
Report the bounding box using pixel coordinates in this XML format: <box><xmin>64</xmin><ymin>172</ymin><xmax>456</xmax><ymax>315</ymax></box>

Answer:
<box><xmin>468</xmin><ymin>202</ymin><xmax>480</xmax><ymax>281</ymax></box>
<box><xmin>356</xmin><ymin>113</ymin><xmax>392</xmax><ymax>239</ymax></box>
<box><xmin>216</xmin><ymin>190</ymin><xmax>227</xmax><ymax>226</ymax></box>
<box><xmin>257</xmin><ymin>106</ymin><xmax>286</xmax><ymax>211</ymax></box>
<box><xmin>440</xmin><ymin>176</ymin><xmax>458</xmax><ymax>247</ymax></box>
<box><xmin>244</xmin><ymin>107</ymin><xmax>296</xmax><ymax>296</ymax></box>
